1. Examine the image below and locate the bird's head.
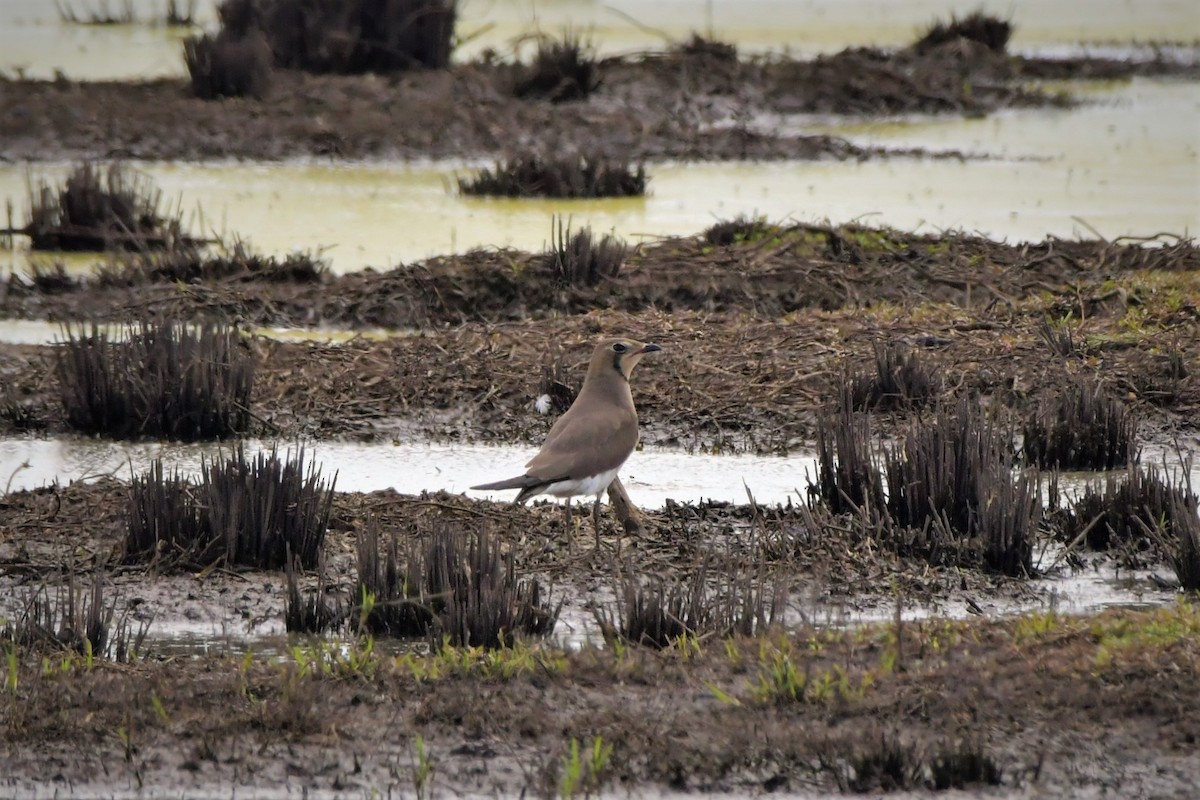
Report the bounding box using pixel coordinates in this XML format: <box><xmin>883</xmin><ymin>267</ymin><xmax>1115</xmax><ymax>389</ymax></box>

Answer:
<box><xmin>591</xmin><ymin>337</ymin><xmax>662</xmax><ymax>382</ymax></box>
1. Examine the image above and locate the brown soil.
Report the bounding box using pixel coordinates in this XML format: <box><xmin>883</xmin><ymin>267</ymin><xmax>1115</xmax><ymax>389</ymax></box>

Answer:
<box><xmin>0</xmin><ymin>476</ymin><xmax>1036</xmax><ymax>627</ymax></box>
<box><xmin>3</xmin><ymin>33</ymin><xmax>1200</xmax><ymax>800</ymax></box>
<box><xmin>3</xmin><ymin>225</ymin><xmax>1198</xmax><ymax>448</ymax></box>
<box><xmin>2</xmin><ymin>43</ymin><xmax>1196</xmax><ymax>163</ymax></box>
<box><xmin>3</xmin><ymin>527</ymin><xmax>1198</xmax><ymax>800</ymax></box>
<box><xmin>3</xmin><ymin>477</ymin><xmax>1197</xmax><ymax>796</ymax></box>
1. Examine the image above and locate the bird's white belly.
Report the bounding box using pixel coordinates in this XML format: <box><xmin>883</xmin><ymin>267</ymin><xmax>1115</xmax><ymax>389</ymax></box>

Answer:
<box><xmin>543</xmin><ymin>468</ymin><xmax>620</xmax><ymax>499</ymax></box>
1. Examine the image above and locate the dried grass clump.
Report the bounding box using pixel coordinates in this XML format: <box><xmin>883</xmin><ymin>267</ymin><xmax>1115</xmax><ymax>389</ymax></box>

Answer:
<box><xmin>459</xmin><ymin>154</ymin><xmax>646</xmax><ymax>199</ymax></box>
<box><xmin>929</xmin><ymin>741</ymin><xmax>1004</xmax><ymax>790</ymax></box>
<box><xmin>125</xmin><ymin>445</ymin><xmax>335</xmax><ymax>571</ymax></box>
<box><xmin>23</xmin><ymin>163</ymin><xmax>192</xmax><ymax>251</ymax></box>
<box><xmin>184</xmin><ymin>31</ymin><xmax>273</xmax><ymax>100</ymax></box>
<box><xmin>95</xmin><ymin>241</ymin><xmax>327</xmax><ymax>287</ymax></box>
<box><xmin>56</xmin><ymin>318</ymin><xmax>254</xmax><ymax>441</ymax></box>
<box><xmin>702</xmin><ymin>214</ymin><xmax>774</xmax><ymax>246</ymax></box>
<box><xmin>1034</xmin><ymin>317</ymin><xmax>1079</xmax><ymax>358</ymax></box>
<box><xmin>217</xmin><ymin>0</ymin><xmax>457</xmax><ymax>73</ymax></box>
<box><xmin>1158</xmin><ymin>495</ymin><xmax>1200</xmax><ymax>591</ymax></box>
<box><xmin>285</xmin><ymin>557</ymin><xmax>341</xmax><ymax>633</ymax></box>
<box><xmin>353</xmin><ymin>522</ymin><xmax>559</xmax><ymax>648</ymax></box>
<box><xmin>353</xmin><ymin>520</ymin><xmax>434</xmax><ymax>637</ymax></box>
<box><xmin>824</xmin><ymin>734</ymin><xmax>1004</xmax><ymax>793</ymax></box>
<box><xmin>203</xmin><ymin>445</ymin><xmax>334</xmax><ymax>569</ymax></box>
<box><xmin>594</xmin><ymin>563</ymin><xmax>782</xmax><ymax>649</ymax></box>
<box><xmin>849</xmin><ymin>342</ymin><xmax>942</xmax><ymax>411</ymax></box>
<box><xmin>166</xmin><ymin>0</ymin><xmax>198</xmax><ymax>26</ymax></box>
<box><xmin>546</xmin><ymin>217</ymin><xmax>626</xmax><ymax>287</ymax></box>
<box><xmin>514</xmin><ymin>31</ymin><xmax>599</xmax><ymax>102</ymax></box>
<box><xmin>55</xmin><ymin>0</ymin><xmax>196</xmax><ymax>25</ymax></box>
<box><xmin>0</xmin><ymin>388</ymin><xmax>43</xmax><ymax>433</ymax></box>
<box><xmin>812</xmin><ymin>392</ymin><xmax>886</xmax><ymax>516</ymax></box>
<box><xmin>809</xmin><ymin>393</ymin><xmax>1037</xmax><ymax>576</ymax></box>
<box><xmin>54</xmin><ymin>0</ymin><xmax>136</xmax><ymax>25</ymax></box>
<box><xmin>1060</xmin><ymin>461</ymin><xmax>1194</xmax><ymax>554</ymax></box>
<box><xmin>1022</xmin><ymin>382</ymin><xmax>1137</xmax><ymax>470</ymax></box>
<box><xmin>25</xmin><ymin>262</ymin><xmax>80</xmax><ymax>294</ymax></box>
<box><xmin>834</xmin><ymin>734</ymin><xmax>923</xmax><ymax>793</ymax></box>
<box><xmin>912</xmin><ymin>11</ymin><xmax>1013</xmax><ymax>54</ymax></box>
<box><xmin>675</xmin><ymin>33</ymin><xmax>737</xmax><ymax>62</ymax></box>
<box><xmin>1</xmin><ymin>571</ymin><xmax>148</xmax><ymax>662</ymax></box>
<box><xmin>883</xmin><ymin>399</ymin><xmax>1038</xmax><ymax>575</ymax></box>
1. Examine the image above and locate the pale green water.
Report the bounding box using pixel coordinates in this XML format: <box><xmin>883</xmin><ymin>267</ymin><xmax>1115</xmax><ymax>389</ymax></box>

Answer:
<box><xmin>2</xmin><ymin>79</ymin><xmax>1196</xmax><ymax>274</ymax></box>
<box><xmin>2</xmin><ymin>0</ymin><xmax>1198</xmax><ymax>80</ymax></box>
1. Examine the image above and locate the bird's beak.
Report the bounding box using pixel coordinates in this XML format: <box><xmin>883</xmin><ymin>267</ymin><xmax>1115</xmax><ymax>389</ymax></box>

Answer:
<box><xmin>638</xmin><ymin>343</ymin><xmax>662</xmax><ymax>354</ymax></box>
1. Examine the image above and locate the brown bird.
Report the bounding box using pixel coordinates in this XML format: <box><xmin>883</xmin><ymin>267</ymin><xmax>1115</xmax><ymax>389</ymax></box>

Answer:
<box><xmin>471</xmin><ymin>337</ymin><xmax>661</xmax><ymax>548</ymax></box>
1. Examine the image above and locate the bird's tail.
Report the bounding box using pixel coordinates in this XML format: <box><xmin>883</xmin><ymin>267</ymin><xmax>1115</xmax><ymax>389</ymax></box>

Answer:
<box><xmin>470</xmin><ymin>474</ymin><xmax>543</xmax><ymax>492</ymax></box>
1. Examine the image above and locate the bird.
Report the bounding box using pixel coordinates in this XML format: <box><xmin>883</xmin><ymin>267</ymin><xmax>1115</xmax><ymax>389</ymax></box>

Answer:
<box><xmin>471</xmin><ymin>337</ymin><xmax>661</xmax><ymax>549</ymax></box>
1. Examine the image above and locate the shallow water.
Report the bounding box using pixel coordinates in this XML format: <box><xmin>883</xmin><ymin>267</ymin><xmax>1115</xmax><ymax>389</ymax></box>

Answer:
<box><xmin>0</xmin><ymin>319</ymin><xmax>412</xmax><ymax>346</ymax></box>
<box><xmin>2</xmin><ymin>434</ymin><xmax>1194</xmax><ymax>655</ymax></box>
<box><xmin>4</xmin><ymin>434</ymin><xmax>1198</xmax><ymax>501</ymax></box>
<box><xmin>2</xmin><ymin>78</ymin><xmax>1196</xmax><ymax>275</ymax></box>
<box><xmin>73</xmin><ymin>557</ymin><xmax>1183</xmax><ymax>661</ymax></box>
<box><xmin>2</xmin><ymin>0</ymin><xmax>1197</xmax><ymax>80</ymax></box>
<box><xmin>0</xmin><ymin>436</ymin><xmax>821</xmax><ymax>507</ymax></box>
<box><xmin>9</xmin><ymin>539</ymin><xmax>1177</xmax><ymax>662</ymax></box>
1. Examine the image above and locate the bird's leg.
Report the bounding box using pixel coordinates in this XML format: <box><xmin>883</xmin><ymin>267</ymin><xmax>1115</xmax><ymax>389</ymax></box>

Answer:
<box><xmin>592</xmin><ymin>494</ymin><xmax>602</xmax><ymax>551</ymax></box>
<box><xmin>563</xmin><ymin>498</ymin><xmax>574</xmax><ymax>544</ymax></box>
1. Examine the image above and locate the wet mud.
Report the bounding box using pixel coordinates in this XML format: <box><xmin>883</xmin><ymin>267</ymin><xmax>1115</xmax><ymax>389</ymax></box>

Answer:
<box><xmin>5</xmin><ymin>607</ymin><xmax>1198</xmax><ymax>798</ymax></box>
<box><xmin>2</xmin><ymin>265</ymin><xmax>1198</xmax><ymax>795</ymax></box>
<box><xmin>2</xmin><ymin>225</ymin><xmax>1197</xmax><ymax>449</ymax></box>
<box><xmin>2</xmin><ymin>43</ymin><xmax>1197</xmax><ymax>163</ymax></box>
<box><xmin>3</xmin><ymin>25</ymin><xmax>1200</xmax><ymax>799</ymax></box>
<box><xmin>3</xmin><ymin>472</ymin><xmax>1198</xmax><ymax>795</ymax></box>
<box><xmin>1</xmin><ymin>474</ymin><xmax>1198</xmax><ymax>798</ymax></box>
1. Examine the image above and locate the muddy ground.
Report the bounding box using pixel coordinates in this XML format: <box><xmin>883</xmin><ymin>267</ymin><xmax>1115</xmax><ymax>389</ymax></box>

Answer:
<box><xmin>3</xmin><ymin>32</ymin><xmax>1200</xmax><ymax>800</ymax></box>
<box><xmin>2</xmin><ymin>41</ymin><xmax>1198</xmax><ymax>163</ymax></box>
<box><xmin>2</xmin><ymin>602</ymin><xmax>1199</xmax><ymax>798</ymax></box>
<box><xmin>2</xmin><ymin>224</ymin><xmax>1198</xmax><ymax>449</ymax></box>
<box><xmin>1</xmin><ymin>477</ymin><xmax>1197</xmax><ymax>798</ymax></box>
<box><xmin>2</xmin><ymin>220</ymin><xmax>1199</xmax><ymax>796</ymax></box>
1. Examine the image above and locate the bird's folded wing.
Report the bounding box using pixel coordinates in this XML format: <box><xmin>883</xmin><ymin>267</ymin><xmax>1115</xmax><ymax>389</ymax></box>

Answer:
<box><xmin>525</xmin><ymin>409</ymin><xmax>637</xmax><ymax>481</ymax></box>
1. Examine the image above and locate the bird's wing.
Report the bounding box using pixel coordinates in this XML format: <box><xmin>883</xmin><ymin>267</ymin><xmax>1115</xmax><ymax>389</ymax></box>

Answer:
<box><xmin>525</xmin><ymin>404</ymin><xmax>638</xmax><ymax>481</ymax></box>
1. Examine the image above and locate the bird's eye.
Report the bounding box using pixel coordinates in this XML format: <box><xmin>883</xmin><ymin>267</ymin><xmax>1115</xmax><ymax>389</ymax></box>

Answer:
<box><xmin>612</xmin><ymin>343</ymin><xmax>627</xmax><ymax>353</ymax></box>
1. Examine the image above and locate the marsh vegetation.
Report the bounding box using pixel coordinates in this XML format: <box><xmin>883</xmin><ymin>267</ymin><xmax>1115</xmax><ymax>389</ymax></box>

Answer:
<box><xmin>1</xmin><ymin>6</ymin><xmax>1199</xmax><ymax>799</ymax></box>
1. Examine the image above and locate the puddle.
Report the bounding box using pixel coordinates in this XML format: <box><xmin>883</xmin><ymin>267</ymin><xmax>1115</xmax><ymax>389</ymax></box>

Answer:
<box><xmin>2</xmin><ymin>77</ymin><xmax>1197</xmax><ymax>274</ymax></box>
<box><xmin>2</xmin><ymin>435</ymin><xmax>1194</xmax><ymax>660</ymax></box>
<box><xmin>3</xmin><ymin>435</ymin><xmax>1196</xmax><ymax>506</ymax></box>
<box><xmin>0</xmin><ymin>0</ymin><xmax>199</xmax><ymax>81</ymax></box>
<box><xmin>0</xmin><ymin>436</ymin><xmax>821</xmax><ymax>508</ymax></box>
<box><xmin>1</xmin><ymin>543</ymin><xmax>1180</xmax><ymax>663</ymax></box>
<box><xmin>841</xmin><ymin>551</ymin><xmax>1180</xmax><ymax>628</ymax></box>
<box><xmin>2</xmin><ymin>0</ymin><xmax>1197</xmax><ymax>80</ymax></box>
